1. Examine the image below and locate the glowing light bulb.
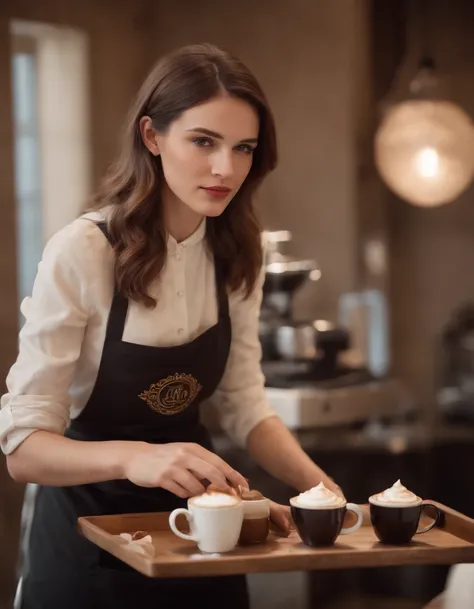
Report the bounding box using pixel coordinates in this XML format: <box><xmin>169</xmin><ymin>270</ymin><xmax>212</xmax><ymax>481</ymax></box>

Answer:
<box><xmin>415</xmin><ymin>147</ymin><xmax>439</xmax><ymax>179</ymax></box>
<box><xmin>375</xmin><ymin>99</ymin><xmax>474</xmax><ymax>207</ymax></box>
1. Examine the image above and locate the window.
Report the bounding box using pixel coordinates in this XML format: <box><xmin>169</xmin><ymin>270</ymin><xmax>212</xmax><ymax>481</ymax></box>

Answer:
<box><xmin>11</xmin><ymin>35</ymin><xmax>42</xmax><ymax>305</ymax></box>
<box><xmin>10</xmin><ymin>21</ymin><xmax>91</xmax><ymax>322</ymax></box>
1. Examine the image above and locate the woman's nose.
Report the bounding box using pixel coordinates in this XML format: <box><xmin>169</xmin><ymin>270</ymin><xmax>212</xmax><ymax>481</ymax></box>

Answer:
<box><xmin>211</xmin><ymin>150</ymin><xmax>234</xmax><ymax>179</ymax></box>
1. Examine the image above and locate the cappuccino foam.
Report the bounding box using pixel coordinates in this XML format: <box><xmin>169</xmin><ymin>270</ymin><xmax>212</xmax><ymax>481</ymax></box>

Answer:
<box><xmin>190</xmin><ymin>492</ymin><xmax>241</xmax><ymax>508</ymax></box>
<box><xmin>290</xmin><ymin>482</ymin><xmax>346</xmax><ymax>509</ymax></box>
<box><xmin>369</xmin><ymin>480</ymin><xmax>421</xmax><ymax>508</ymax></box>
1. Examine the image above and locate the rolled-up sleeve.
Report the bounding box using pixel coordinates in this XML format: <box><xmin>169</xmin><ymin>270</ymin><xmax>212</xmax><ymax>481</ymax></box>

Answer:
<box><xmin>207</xmin><ymin>266</ymin><xmax>277</xmax><ymax>447</ymax></box>
<box><xmin>0</xmin><ymin>223</ymin><xmax>91</xmax><ymax>455</ymax></box>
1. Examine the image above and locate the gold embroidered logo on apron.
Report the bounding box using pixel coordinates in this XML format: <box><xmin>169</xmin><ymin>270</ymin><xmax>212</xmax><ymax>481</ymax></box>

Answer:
<box><xmin>138</xmin><ymin>373</ymin><xmax>203</xmax><ymax>415</ymax></box>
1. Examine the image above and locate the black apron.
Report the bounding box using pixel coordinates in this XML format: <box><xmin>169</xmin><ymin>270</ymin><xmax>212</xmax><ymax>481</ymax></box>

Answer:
<box><xmin>20</xmin><ymin>222</ymin><xmax>249</xmax><ymax>609</ymax></box>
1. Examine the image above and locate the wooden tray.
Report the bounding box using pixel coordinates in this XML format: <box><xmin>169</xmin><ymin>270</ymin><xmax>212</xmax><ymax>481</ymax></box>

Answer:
<box><xmin>78</xmin><ymin>501</ymin><xmax>474</xmax><ymax>578</ymax></box>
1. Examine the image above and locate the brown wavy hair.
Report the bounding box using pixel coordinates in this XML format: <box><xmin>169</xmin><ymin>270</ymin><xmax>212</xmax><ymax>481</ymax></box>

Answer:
<box><xmin>86</xmin><ymin>43</ymin><xmax>278</xmax><ymax>308</ymax></box>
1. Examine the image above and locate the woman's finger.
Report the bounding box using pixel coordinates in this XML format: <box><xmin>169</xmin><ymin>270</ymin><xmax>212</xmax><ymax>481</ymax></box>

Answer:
<box><xmin>189</xmin><ymin>444</ymin><xmax>249</xmax><ymax>490</ymax></box>
<box><xmin>171</xmin><ymin>468</ymin><xmax>206</xmax><ymax>497</ymax></box>
<box><xmin>269</xmin><ymin>501</ymin><xmax>292</xmax><ymax>535</ymax></box>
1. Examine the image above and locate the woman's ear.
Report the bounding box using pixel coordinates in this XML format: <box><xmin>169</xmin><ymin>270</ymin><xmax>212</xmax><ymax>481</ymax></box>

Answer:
<box><xmin>139</xmin><ymin>116</ymin><xmax>160</xmax><ymax>156</ymax></box>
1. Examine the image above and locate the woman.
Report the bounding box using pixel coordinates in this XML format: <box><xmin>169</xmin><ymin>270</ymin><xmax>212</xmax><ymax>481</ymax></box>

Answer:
<box><xmin>1</xmin><ymin>43</ymin><xmax>341</xmax><ymax>609</ymax></box>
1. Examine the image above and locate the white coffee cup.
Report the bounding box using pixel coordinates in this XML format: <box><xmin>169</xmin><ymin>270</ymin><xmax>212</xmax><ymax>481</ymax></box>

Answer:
<box><xmin>169</xmin><ymin>493</ymin><xmax>244</xmax><ymax>553</ymax></box>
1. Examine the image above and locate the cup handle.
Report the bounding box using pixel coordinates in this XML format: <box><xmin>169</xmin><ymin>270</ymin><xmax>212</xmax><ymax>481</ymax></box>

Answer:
<box><xmin>416</xmin><ymin>502</ymin><xmax>441</xmax><ymax>535</ymax></box>
<box><xmin>169</xmin><ymin>508</ymin><xmax>198</xmax><ymax>542</ymax></box>
<box><xmin>340</xmin><ymin>503</ymin><xmax>363</xmax><ymax>535</ymax></box>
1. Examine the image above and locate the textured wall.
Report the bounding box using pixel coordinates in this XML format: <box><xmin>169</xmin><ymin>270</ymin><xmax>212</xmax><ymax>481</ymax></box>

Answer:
<box><xmin>0</xmin><ymin>1</ymin><xmax>154</xmax><ymax>605</ymax></box>
<box><xmin>147</xmin><ymin>0</ymin><xmax>369</xmax><ymax>321</ymax></box>
<box><xmin>375</xmin><ymin>0</ymin><xmax>474</xmax><ymax>413</ymax></box>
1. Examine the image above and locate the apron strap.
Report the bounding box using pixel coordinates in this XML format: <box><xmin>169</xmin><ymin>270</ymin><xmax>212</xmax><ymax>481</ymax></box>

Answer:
<box><xmin>96</xmin><ymin>221</ymin><xmax>129</xmax><ymax>343</ymax></box>
<box><xmin>214</xmin><ymin>260</ymin><xmax>229</xmax><ymax>321</ymax></box>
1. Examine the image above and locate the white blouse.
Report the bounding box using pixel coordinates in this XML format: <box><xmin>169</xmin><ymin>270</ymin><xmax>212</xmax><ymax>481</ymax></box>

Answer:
<box><xmin>0</xmin><ymin>210</ymin><xmax>276</xmax><ymax>455</ymax></box>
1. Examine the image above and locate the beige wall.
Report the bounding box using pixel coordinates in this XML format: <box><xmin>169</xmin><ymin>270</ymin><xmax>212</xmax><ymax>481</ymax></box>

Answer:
<box><xmin>377</xmin><ymin>0</ymin><xmax>474</xmax><ymax>412</ymax></box>
<box><xmin>0</xmin><ymin>0</ymin><xmax>155</xmax><ymax>386</ymax></box>
<box><xmin>35</xmin><ymin>24</ymin><xmax>92</xmax><ymax>242</ymax></box>
<box><xmin>149</xmin><ymin>0</ymin><xmax>370</xmax><ymax>321</ymax></box>
<box><xmin>0</xmin><ymin>1</ymin><xmax>154</xmax><ymax>605</ymax></box>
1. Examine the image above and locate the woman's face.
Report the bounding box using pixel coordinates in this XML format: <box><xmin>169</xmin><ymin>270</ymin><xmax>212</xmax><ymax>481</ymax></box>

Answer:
<box><xmin>146</xmin><ymin>95</ymin><xmax>259</xmax><ymax>218</ymax></box>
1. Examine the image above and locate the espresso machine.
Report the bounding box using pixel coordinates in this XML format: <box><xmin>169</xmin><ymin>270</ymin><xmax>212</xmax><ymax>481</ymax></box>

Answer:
<box><xmin>260</xmin><ymin>231</ymin><xmax>408</xmax><ymax>429</ymax></box>
<box><xmin>260</xmin><ymin>231</ymin><xmax>352</xmax><ymax>381</ymax></box>
<box><xmin>437</xmin><ymin>303</ymin><xmax>474</xmax><ymax>423</ymax></box>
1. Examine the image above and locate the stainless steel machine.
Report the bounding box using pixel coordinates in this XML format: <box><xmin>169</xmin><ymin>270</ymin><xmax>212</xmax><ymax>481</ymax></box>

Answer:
<box><xmin>259</xmin><ymin>231</ymin><xmax>409</xmax><ymax>430</ymax></box>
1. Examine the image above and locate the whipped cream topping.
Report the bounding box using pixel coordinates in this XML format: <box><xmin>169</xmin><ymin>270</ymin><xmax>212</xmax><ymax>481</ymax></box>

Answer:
<box><xmin>291</xmin><ymin>482</ymin><xmax>346</xmax><ymax>509</ymax></box>
<box><xmin>369</xmin><ymin>480</ymin><xmax>421</xmax><ymax>507</ymax></box>
<box><xmin>191</xmin><ymin>492</ymin><xmax>240</xmax><ymax>508</ymax></box>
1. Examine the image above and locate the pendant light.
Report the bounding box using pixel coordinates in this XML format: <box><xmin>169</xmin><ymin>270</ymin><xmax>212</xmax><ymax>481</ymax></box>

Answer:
<box><xmin>374</xmin><ymin>1</ymin><xmax>474</xmax><ymax>207</ymax></box>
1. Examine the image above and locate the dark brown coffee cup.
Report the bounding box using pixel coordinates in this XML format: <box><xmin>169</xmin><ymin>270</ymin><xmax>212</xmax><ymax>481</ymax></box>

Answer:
<box><xmin>369</xmin><ymin>500</ymin><xmax>441</xmax><ymax>545</ymax></box>
<box><xmin>239</xmin><ymin>516</ymin><xmax>270</xmax><ymax>545</ymax></box>
<box><xmin>238</xmin><ymin>497</ymin><xmax>270</xmax><ymax>545</ymax></box>
<box><xmin>290</xmin><ymin>499</ymin><xmax>362</xmax><ymax>547</ymax></box>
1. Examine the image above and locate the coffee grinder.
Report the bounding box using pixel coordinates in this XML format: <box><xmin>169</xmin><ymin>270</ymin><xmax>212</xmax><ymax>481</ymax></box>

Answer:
<box><xmin>259</xmin><ymin>231</ymin><xmax>407</xmax><ymax>429</ymax></box>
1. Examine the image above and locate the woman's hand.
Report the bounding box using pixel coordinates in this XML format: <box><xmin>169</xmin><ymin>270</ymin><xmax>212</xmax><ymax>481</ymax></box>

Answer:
<box><xmin>269</xmin><ymin>501</ymin><xmax>293</xmax><ymax>537</ymax></box>
<box><xmin>123</xmin><ymin>442</ymin><xmax>249</xmax><ymax>498</ymax></box>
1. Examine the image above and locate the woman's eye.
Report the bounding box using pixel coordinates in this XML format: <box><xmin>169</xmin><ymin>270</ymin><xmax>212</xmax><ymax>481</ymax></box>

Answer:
<box><xmin>235</xmin><ymin>144</ymin><xmax>256</xmax><ymax>154</ymax></box>
<box><xmin>192</xmin><ymin>137</ymin><xmax>213</xmax><ymax>148</ymax></box>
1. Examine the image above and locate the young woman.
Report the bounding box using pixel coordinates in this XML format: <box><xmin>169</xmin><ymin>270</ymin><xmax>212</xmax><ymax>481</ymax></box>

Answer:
<box><xmin>1</xmin><ymin>43</ymin><xmax>342</xmax><ymax>609</ymax></box>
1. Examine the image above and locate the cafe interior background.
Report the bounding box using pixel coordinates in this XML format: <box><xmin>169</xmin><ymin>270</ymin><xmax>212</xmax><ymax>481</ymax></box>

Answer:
<box><xmin>1</xmin><ymin>0</ymin><xmax>474</xmax><ymax>607</ymax></box>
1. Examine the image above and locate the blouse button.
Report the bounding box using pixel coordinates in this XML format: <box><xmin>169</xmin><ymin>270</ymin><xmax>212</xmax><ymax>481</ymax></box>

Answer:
<box><xmin>177</xmin><ymin>290</ymin><xmax>184</xmax><ymax>297</ymax></box>
<box><xmin>178</xmin><ymin>328</ymin><xmax>184</xmax><ymax>335</ymax></box>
